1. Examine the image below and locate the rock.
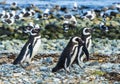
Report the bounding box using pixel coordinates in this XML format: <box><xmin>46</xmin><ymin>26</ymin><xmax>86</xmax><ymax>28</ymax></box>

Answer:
<box><xmin>3</xmin><ymin>80</ymin><xmax>11</xmax><ymax>84</ymax></box>
<box><xmin>0</xmin><ymin>42</ymin><xmax>4</xmax><ymax>51</ymax></box>
<box><xmin>39</xmin><ymin>66</ymin><xmax>49</xmax><ymax>71</ymax></box>
<box><xmin>100</xmin><ymin>63</ymin><xmax>120</xmax><ymax>74</ymax></box>
<box><xmin>86</xmin><ymin>61</ymin><xmax>99</xmax><ymax>66</ymax></box>
<box><xmin>13</xmin><ymin>73</ymin><xmax>22</xmax><ymax>77</ymax></box>
<box><xmin>53</xmin><ymin>78</ymin><xmax>61</xmax><ymax>84</ymax></box>
<box><xmin>42</xmin><ymin>57</ymin><xmax>53</xmax><ymax>64</ymax></box>
<box><xmin>35</xmin><ymin>80</ymin><xmax>42</xmax><ymax>84</ymax></box>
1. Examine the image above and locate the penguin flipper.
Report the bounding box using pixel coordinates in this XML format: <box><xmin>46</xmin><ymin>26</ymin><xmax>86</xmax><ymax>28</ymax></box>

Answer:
<box><xmin>13</xmin><ymin>43</ymin><xmax>33</xmax><ymax>65</ymax></box>
<box><xmin>82</xmin><ymin>45</ymin><xmax>89</xmax><ymax>61</ymax></box>
<box><xmin>28</xmin><ymin>44</ymin><xmax>33</xmax><ymax>58</ymax></box>
<box><xmin>64</xmin><ymin>55</ymin><xmax>71</xmax><ymax>72</ymax></box>
<box><xmin>13</xmin><ymin>58</ymin><xmax>20</xmax><ymax>65</ymax></box>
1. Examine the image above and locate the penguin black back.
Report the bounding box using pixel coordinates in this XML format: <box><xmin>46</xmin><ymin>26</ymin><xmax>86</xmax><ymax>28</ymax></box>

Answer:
<box><xmin>52</xmin><ymin>36</ymin><xmax>84</xmax><ymax>72</ymax></box>
<box><xmin>13</xmin><ymin>36</ymin><xmax>36</xmax><ymax>64</ymax></box>
<box><xmin>13</xmin><ymin>24</ymin><xmax>41</xmax><ymax>65</ymax></box>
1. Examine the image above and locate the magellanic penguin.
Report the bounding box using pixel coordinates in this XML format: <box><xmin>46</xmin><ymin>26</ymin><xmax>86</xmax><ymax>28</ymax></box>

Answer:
<box><xmin>63</xmin><ymin>14</ymin><xmax>77</xmax><ymax>32</ymax></box>
<box><xmin>82</xmin><ymin>10</ymin><xmax>96</xmax><ymax>20</ymax></box>
<box><xmin>79</xmin><ymin>27</ymin><xmax>93</xmax><ymax>62</ymax></box>
<box><xmin>13</xmin><ymin>24</ymin><xmax>41</xmax><ymax>66</ymax></box>
<box><xmin>52</xmin><ymin>36</ymin><xmax>89</xmax><ymax>72</ymax></box>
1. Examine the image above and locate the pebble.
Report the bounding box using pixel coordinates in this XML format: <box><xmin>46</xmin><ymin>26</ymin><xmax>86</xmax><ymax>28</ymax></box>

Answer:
<box><xmin>0</xmin><ymin>38</ymin><xmax>119</xmax><ymax>55</ymax></box>
<box><xmin>0</xmin><ymin>38</ymin><xmax>120</xmax><ymax>83</ymax></box>
<box><xmin>42</xmin><ymin>57</ymin><xmax>53</xmax><ymax>64</ymax></box>
<box><xmin>40</xmin><ymin>66</ymin><xmax>49</xmax><ymax>71</ymax></box>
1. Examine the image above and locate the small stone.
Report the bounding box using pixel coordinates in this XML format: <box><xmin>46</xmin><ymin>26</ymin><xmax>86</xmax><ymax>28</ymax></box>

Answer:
<box><xmin>42</xmin><ymin>57</ymin><xmax>53</xmax><ymax>64</ymax></box>
<box><xmin>13</xmin><ymin>73</ymin><xmax>22</xmax><ymax>77</ymax></box>
<box><xmin>35</xmin><ymin>80</ymin><xmax>42</xmax><ymax>84</ymax></box>
<box><xmin>53</xmin><ymin>78</ymin><xmax>61</xmax><ymax>84</ymax></box>
<box><xmin>40</xmin><ymin>66</ymin><xmax>49</xmax><ymax>71</ymax></box>
<box><xmin>0</xmin><ymin>80</ymin><xmax>4</xmax><ymax>84</ymax></box>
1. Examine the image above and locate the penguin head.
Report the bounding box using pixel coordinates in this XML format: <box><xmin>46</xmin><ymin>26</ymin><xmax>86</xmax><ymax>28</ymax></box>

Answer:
<box><xmin>24</xmin><ymin>23</ymin><xmax>40</xmax><ymax>35</ymax></box>
<box><xmin>24</xmin><ymin>25</ymin><xmax>33</xmax><ymax>33</ymax></box>
<box><xmin>43</xmin><ymin>13</ymin><xmax>49</xmax><ymax>19</ymax></box>
<box><xmin>82</xmin><ymin>27</ymin><xmax>93</xmax><ymax>35</ymax></box>
<box><xmin>71</xmin><ymin>36</ymin><xmax>84</xmax><ymax>45</ymax></box>
<box><xmin>30</xmin><ymin>24</ymin><xmax>41</xmax><ymax>35</ymax></box>
<box><xmin>63</xmin><ymin>21</ymin><xmax>69</xmax><ymax>32</ymax></box>
<box><xmin>24</xmin><ymin>22</ymin><xmax>34</xmax><ymax>33</ymax></box>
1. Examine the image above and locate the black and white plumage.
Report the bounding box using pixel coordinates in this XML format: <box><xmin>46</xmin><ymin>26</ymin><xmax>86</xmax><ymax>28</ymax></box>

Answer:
<box><xmin>3</xmin><ymin>12</ymin><xmax>10</xmax><ymax>19</ymax></box>
<box><xmin>21</xmin><ymin>8</ymin><xmax>35</xmax><ymax>17</ymax></box>
<box><xmin>10</xmin><ymin>2</ymin><xmax>20</xmax><ymax>10</ymax></box>
<box><xmin>79</xmin><ymin>28</ymin><xmax>92</xmax><ymax>62</ymax></box>
<box><xmin>63</xmin><ymin>14</ymin><xmax>77</xmax><ymax>32</ymax></box>
<box><xmin>82</xmin><ymin>10</ymin><xmax>96</xmax><ymax>20</ymax></box>
<box><xmin>52</xmin><ymin>36</ymin><xmax>89</xmax><ymax>72</ymax></box>
<box><xmin>43</xmin><ymin>8</ymin><xmax>50</xmax><ymax>20</ymax></box>
<box><xmin>72</xmin><ymin>2</ymin><xmax>78</xmax><ymax>11</ymax></box>
<box><xmin>0</xmin><ymin>10</ymin><xmax>6</xmax><ymax>18</ymax></box>
<box><xmin>9</xmin><ymin>11</ymin><xmax>16</xmax><ymax>18</ymax></box>
<box><xmin>14</xmin><ymin>13</ymin><xmax>23</xmax><ymax>20</ymax></box>
<box><xmin>114</xmin><ymin>3</ymin><xmax>120</xmax><ymax>12</ymax></box>
<box><xmin>13</xmin><ymin>24</ymin><xmax>41</xmax><ymax>65</ymax></box>
<box><xmin>63</xmin><ymin>21</ymin><xmax>69</xmax><ymax>32</ymax></box>
<box><xmin>3</xmin><ymin>18</ymin><xmax>15</xmax><ymax>25</ymax></box>
<box><xmin>99</xmin><ymin>22</ymin><xmax>108</xmax><ymax>32</ymax></box>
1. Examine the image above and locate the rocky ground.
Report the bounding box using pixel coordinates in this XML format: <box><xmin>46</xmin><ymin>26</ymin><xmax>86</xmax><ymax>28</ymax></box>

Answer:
<box><xmin>0</xmin><ymin>38</ymin><xmax>120</xmax><ymax>84</ymax></box>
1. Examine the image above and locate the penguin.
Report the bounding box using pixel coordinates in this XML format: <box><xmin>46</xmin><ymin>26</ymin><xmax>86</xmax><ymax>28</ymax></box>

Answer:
<box><xmin>9</xmin><ymin>11</ymin><xmax>16</xmax><ymax>18</ymax></box>
<box><xmin>72</xmin><ymin>2</ymin><xmax>78</xmax><ymax>11</ymax></box>
<box><xmin>13</xmin><ymin>24</ymin><xmax>41</xmax><ymax>66</ymax></box>
<box><xmin>3</xmin><ymin>18</ymin><xmax>15</xmax><ymax>25</ymax></box>
<box><xmin>79</xmin><ymin>28</ymin><xmax>93</xmax><ymax>62</ymax></box>
<box><xmin>52</xmin><ymin>36</ymin><xmax>89</xmax><ymax>72</ymax></box>
<box><xmin>10</xmin><ymin>2</ymin><xmax>20</xmax><ymax>10</ymax></box>
<box><xmin>3</xmin><ymin>12</ymin><xmax>10</xmax><ymax>19</ymax></box>
<box><xmin>43</xmin><ymin>8</ymin><xmax>50</xmax><ymax>20</ymax></box>
<box><xmin>63</xmin><ymin>14</ymin><xmax>77</xmax><ymax>32</ymax></box>
<box><xmin>99</xmin><ymin>22</ymin><xmax>108</xmax><ymax>32</ymax></box>
<box><xmin>14</xmin><ymin>13</ymin><xmax>23</xmax><ymax>20</ymax></box>
<box><xmin>63</xmin><ymin>20</ymin><xmax>69</xmax><ymax>32</ymax></box>
<box><xmin>82</xmin><ymin>10</ymin><xmax>96</xmax><ymax>20</ymax></box>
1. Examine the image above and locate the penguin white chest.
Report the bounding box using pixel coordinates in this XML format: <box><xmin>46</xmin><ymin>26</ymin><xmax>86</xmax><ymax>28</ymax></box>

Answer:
<box><xmin>32</xmin><ymin>38</ymin><xmax>41</xmax><ymax>57</ymax></box>
<box><xmin>86</xmin><ymin>36</ymin><xmax>92</xmax><ymax>51</ymax></box>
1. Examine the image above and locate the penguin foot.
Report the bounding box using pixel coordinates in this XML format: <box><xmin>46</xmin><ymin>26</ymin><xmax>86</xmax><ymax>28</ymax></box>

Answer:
<box><xmin>20</xmin><ymin>62</ymin><xmax>30</xmax><ymax>69</ymax></box>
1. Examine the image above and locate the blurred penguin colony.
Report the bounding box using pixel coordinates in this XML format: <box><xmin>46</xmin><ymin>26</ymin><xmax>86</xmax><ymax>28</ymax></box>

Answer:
<box><xmin>0</xmin><ymin>1</ymin><xmax>120</xmax><ymax>40</ymax></box>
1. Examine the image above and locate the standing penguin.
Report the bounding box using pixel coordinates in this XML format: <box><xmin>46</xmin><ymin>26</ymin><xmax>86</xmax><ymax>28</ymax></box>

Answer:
<box><xmin>79</xmin><ymin>27</ymin><xmax>93</xmax><ymax>62</ymax></box>
<box><xmin>52</xmin><ymin>36</ymin><xmax>89</xmax><ymax>72</ymax></box>
<box><xmin>13</xmin><ymin>24</ymin><xmax>41</xmax><ymax>66</ymax></box>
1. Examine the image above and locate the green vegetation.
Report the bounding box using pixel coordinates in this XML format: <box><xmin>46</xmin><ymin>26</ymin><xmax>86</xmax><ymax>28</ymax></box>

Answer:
<box><xmin>0</xmin><ymin>14</ymin><xmax>120</xmax><ymax>40</ymax></box>
<box><xmin>91</xmin><ymin>70</ymin><xmax>105</xmax><ymax>76</ymax></box>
